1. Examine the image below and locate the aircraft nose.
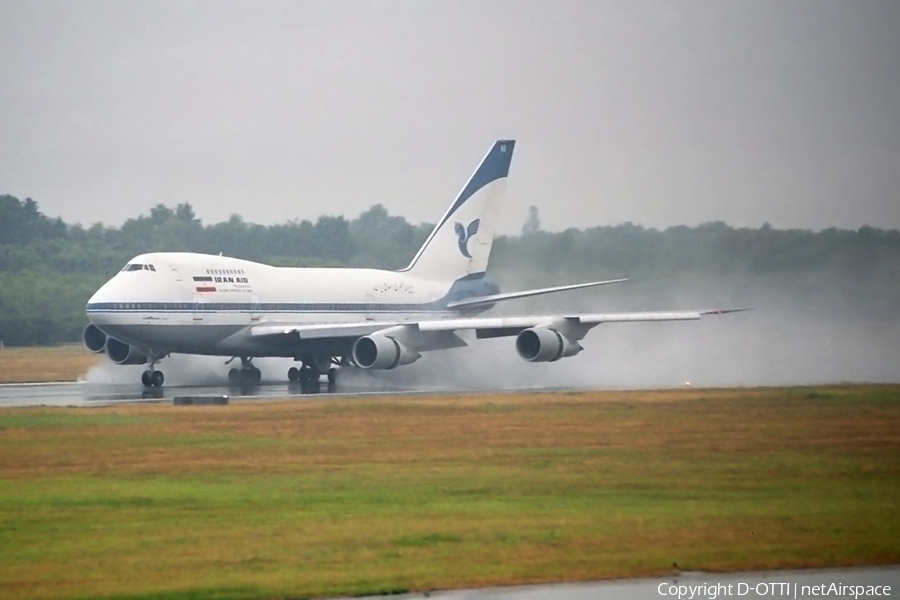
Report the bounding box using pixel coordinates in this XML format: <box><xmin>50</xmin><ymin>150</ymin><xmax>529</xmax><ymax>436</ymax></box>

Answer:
<box><xmin>85</xmin><ymin>276</ymin><xmax>123</xmax><ymax>325</ymax></box>
<box><xmin>88</xmin><ymin>278</ymin><xmax>115</xmax><ymax>305</ymax></box>
<box><xmin>87</xmin><ymin>285</ymin><xmax>102</xmax><ymax>305</ymax></box>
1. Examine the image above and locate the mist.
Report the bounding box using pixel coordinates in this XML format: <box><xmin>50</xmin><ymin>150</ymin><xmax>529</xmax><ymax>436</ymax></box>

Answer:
<box><xmin>360</xmin><ymin>310</ymin><xmax>899</xmax><ymax>392</ymax></box>
<box><xmin>80</xmin><ymin>305</ymin><xmax>899</xmax><ymax>394</ymax></box>
<box><xmin>344</xmin><ymin>264</ymin><xmax>900</xmax><ymax>391</ymax></box>
<box><xmin>81</xmin><ymin>355</ymin><xmax>297</xmax><ymax>388</ymax></box>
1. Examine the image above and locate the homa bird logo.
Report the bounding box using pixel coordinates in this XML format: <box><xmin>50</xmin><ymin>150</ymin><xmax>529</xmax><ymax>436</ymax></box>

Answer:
<box><xmin>454</xmin><ymin>219</ymin><xmax>480</xmax><ymax>258</ymax></box>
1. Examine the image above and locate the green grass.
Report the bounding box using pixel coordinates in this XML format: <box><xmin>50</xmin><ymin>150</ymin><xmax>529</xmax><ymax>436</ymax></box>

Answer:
<box><xmin>0</xmin><ymin>412</ymin><xmax>163</xmax><ymax>429</ymax></box>
<box><xmin>0</xmin><ymin>386</ymin><xmax>898</xmax><ymax>599</ymax></box>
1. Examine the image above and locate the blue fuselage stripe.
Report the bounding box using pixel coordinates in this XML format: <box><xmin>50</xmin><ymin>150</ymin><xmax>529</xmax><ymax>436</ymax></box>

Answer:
<box><xmin>85</xmin><ymin>302</ymin><xmax>448</xmax><ymax>313</ymax></box>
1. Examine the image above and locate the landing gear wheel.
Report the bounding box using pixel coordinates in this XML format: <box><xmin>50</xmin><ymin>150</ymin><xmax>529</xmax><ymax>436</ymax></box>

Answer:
<box><xmin>141</xmin><ymin>370</ymin><xmax>152</xmax><ymax>387</ymax></box>
<box><xmin>288</xmin><ymin>366</ymin><xmax>300</xmax><ymax>382</ymax></box>
<box><xmin>229</xmin><ymin>367</ymin><xmax>261</xmax><ymax>385</ymax></box>
<box><xmin>227</xmin><ymin>357</ymin><xmax>261</xmax><ymax>385</ymax></box>
<box><xmin>150</xmin><ymin>370</ymin><xmax>165</xmax><ymax>387</ymax></box>
<box><xmin>300</xmin><ymin>364</ymin><xmax>320</xmax><ymax>384</ymax></box>
<box><xmin>327</xmin><ymin>368</ymin><xmax>337</xmax><ymax>385</ymax></box>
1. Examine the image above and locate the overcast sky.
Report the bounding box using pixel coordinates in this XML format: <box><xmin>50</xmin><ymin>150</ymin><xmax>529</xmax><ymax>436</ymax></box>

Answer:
<box><xmin>1</xmin><ymin>0</ymin><xmax>898</xmax><ymax>233</ymax></box>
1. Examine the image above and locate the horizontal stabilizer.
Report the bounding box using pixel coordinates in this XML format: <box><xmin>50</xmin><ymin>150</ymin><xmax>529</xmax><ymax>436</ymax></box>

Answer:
<box><xmin>446</xmin><ymin>278</ymin><xmax>628</xmax><ymax>310</ymax></box>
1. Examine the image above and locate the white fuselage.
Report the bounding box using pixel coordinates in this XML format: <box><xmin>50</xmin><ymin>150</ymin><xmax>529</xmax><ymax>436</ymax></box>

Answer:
<box><xmin>86</xmin><ymin>252</ymin><xmax>469</xmax><ymax>357</ymax></box>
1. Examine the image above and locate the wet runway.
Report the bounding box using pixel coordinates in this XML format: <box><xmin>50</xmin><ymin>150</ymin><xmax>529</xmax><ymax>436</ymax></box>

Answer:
<box><xmin>348</xmin><ymin>565</ymin><xmax>900</xmax><ymax>599</ymax></box>
<box><xmin>0</xmin><ymin>379</ymin><xmax>551</xmax><ymax>408</ymax></box>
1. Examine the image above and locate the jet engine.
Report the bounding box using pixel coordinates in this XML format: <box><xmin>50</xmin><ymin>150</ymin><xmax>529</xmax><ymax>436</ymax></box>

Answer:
<box><xmin>104</xmin><ymin>337</ymin><xmax>148</xmax><ymax>365</ymax></box>
<box><xmin>515</xmin><ymin>327</ymin><xmax>583</xmax><ymax>363</ymax></box>
<box><xmin>352</xmin><ymin>334</ymin><xmax>420</xmax><ymax>370</ymax></box>
<box><xmin>82</xmin><ymin>324</ymin><xmax>107</xmax><ymax>354</ymax></box>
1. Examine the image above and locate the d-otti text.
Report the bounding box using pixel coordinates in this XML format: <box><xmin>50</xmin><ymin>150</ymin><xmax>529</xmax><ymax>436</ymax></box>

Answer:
<box><xmin>657</xmin><ymin>582</ymin><xmax>892</xmax><ymax>599</ymax></box>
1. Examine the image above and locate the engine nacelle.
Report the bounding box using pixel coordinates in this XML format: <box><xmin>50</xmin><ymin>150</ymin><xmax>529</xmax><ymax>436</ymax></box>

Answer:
<box><xmin>352</xmin><ymin>334</ymin><xmax>420</xmax><ymax>370</ymax></box>
<box><xmin>104</xmin><ymin>337</ymin><xmax>148</xmax><ymax>365</ymax></box>
<box><xmin>515</xmin><ymin>327</ymin><xmax>583</xmax><ymax>363</ymax></box>
<box><xmin>82</xmin><ymin>324</ymin><xmax>107</xmax><ymax>354</ymax></box>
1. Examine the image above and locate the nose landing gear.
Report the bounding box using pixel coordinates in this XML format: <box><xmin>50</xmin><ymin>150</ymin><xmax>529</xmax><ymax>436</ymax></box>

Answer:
<box><xmin>141</xmin><ymin>369</ymin><xmax>165</xmax><ymax>388</ymax></box>
<box><xmin>140</xmin><ymin>353</ymin><xmax>167</xmax><ymax>388</ymax></box>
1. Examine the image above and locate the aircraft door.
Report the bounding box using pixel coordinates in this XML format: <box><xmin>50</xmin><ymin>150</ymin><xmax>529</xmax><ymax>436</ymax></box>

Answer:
<box><xmin>364</xmin><ymin>293</ymin><xmax>375</xmax><ymax>321</ymax></box>
<box><xmin>192</xmin><ymin>294</ymin><xmax>203</xmax><ymax>322</ymax></box>
<box><xmin>250</xmin><ymin>295</ymin><xmax>261</xmax><ymax>321</ymax></box>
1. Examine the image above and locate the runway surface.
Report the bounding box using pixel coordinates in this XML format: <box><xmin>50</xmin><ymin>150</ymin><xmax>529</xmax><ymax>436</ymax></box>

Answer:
<box><xmin>0</xmin><ymin>379</ymin><xmax>553</xmax><ymax>408</ymax></box>
<box><xmin>348</xmin><ymin>565</ymin><xmax>900</xmax><ymax>600</ymax></box>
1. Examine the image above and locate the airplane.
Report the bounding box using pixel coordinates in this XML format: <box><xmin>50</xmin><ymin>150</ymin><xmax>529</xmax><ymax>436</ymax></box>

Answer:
<box><xmin>82</xmin><ymin>140</ymin><xmax>747</xmax><ymax>388</ymax></box>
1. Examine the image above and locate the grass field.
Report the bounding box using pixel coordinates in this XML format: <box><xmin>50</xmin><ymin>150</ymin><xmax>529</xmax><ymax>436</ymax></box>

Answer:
<box><xmin>0</xmin><ymin>386</ymin><xmax>898</xmax><ymax>600</ymax></box>
<box><xmin>0</xmin><ymin>346</ymin><xmax>98</xmax><ymax>383</ymax></box>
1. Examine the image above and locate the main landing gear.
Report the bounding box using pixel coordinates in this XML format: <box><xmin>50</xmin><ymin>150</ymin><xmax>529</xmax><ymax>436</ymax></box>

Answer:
<box><xmin>288</xmin><ymin>357</ymin><xmax>338</xmax><ymax>387</ymax></box>
<box><xmin>226</xmin><ymin>356</ymin><xmax>262</xmax><ymax>385</ymax></box>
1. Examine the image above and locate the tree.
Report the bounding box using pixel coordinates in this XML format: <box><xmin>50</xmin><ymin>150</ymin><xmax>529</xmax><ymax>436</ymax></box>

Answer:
<box><xmin>149</xmin><ymin>204</ymin><xmax>175</xmax><ymax>224</ymax></box>
<box><xmin>175</xmin><ymin>203</ymin><xmax>198</xmax><ymax>224</ymax></box>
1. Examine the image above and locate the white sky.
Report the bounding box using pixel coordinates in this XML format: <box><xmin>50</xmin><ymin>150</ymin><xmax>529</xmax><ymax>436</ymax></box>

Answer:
<box><xmin>1</xmin><ymin>0</ymin><xmax>898</xmax><ymax>233</ymax></box>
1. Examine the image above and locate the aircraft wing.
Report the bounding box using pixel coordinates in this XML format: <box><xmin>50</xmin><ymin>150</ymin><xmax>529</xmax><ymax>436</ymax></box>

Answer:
<box><xmin>243</xmin><ymin>307</ymin><xmax>748</xmax><ymax>368</ymax></box>
<box><xmin>418</xmin><ymin>308</ymin><xmax>751</xmax><ymax>339</ymax></box>
<box><xmin>249</xmin><ymin>321</ymin><xmax>398</xmax><ymax>340</ymax></box>
<box><xmin>446</xmin><ymin>278</ymin><xmax>628</xmax><ymax>310</ymax></box>
<box><xmin>248</xmin><ymin>308</ymin><xmax>750</xmax><ymax>343</ymax></box>
<box><xmin>246</xmin><ymin>320</ymin><xmax>469</xmax><ymax>353</ymax></box>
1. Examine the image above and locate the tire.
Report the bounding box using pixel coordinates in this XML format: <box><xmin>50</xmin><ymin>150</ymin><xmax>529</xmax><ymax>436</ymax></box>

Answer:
<box><xmin>150</xmin><ymin>370</ymin><xmax>165</xmax><ymax>387</ymax></box>
<box><xmin>250</xmin><ymin>367</ymin><xmax>262</xmax><ymax>383</ymax></box>
<box><xmin>141</xmin><ymin>370</ymin><xmax>152</xmax><ymax>387</ymax></box>
<box><xmin>327</xmin><ymin>368</ymin><xmax>337</xmax><ymax>385</ymax></box>
<box><xmin>288</xmin><ymin>367</ymin><xmax>300</xmax><ymax>382</ymax></box>
<box><xmin>228</xmin><ymin>368</ymin><xmax>241</xmax><ymax>384</ymax></box>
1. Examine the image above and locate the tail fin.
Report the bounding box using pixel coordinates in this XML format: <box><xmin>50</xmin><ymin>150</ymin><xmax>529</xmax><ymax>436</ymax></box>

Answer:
<box><xmin>401</xmin><ymin>140</ymin><xmax>515</xmax><ymax>281</ymax></box>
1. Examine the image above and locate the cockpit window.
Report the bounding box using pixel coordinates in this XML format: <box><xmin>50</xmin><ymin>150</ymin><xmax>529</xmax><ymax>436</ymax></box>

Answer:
<box><xmin>120</xmin><ymin>263</ymin><xmax>157</xmax><ymax>272</ymax></box>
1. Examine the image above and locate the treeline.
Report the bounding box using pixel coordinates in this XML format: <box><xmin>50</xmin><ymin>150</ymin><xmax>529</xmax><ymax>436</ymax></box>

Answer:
<box><xmin>0</xmin><ymin>196</ymin><xmax>431</xmax><ymax>274</ymax></box>
<box><xmin>1</xmin><ymin>194</ymin><xmax>898</xmax><ymax>345</ymax></box>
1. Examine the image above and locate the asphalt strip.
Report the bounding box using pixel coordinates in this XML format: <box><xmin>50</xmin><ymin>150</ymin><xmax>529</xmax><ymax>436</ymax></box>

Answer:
<box><xmin>342</xmin><ymin>565</ymin><xmax>900</xmax><ymax>600</ymax></box>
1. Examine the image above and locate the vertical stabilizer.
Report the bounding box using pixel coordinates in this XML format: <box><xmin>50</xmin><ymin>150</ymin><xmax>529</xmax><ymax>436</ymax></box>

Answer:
<box><xmin>401</xmin><ymin>140</ymin><xmax>515</xmax><ymax>282</ymax></box>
